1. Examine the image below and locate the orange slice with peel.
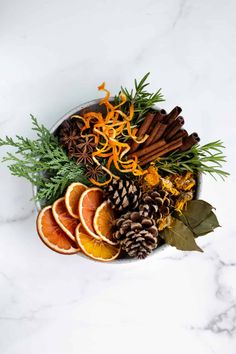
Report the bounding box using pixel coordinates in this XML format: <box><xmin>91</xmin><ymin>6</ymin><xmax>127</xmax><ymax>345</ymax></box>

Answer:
<box><xmin>93</xmin><ymin>201</ymin><xmax>117</xmax><ymax>245</ymax></box>
<box><xmin>65</xmin><ymin>182</ymin><xmax>87</xmax><ymax>219</ymax></box>
<box><xmin>78</xmin><ymin>188</ymin><xmax>104</xmax><ymax>239</ymax></box>
<box><xmin>36</xmin><ymin>206</ymin><xmax>80</xmax><ymax>255</ymax></box>
<box><xmin>52</xmin><ymin>197</ymin><xmax>79</xmax><ymax>242</ymax></box>
<box><xmin>75</xmin><ymin>224</ymin><xmax>120</xmax><ymax>262</ymax></box>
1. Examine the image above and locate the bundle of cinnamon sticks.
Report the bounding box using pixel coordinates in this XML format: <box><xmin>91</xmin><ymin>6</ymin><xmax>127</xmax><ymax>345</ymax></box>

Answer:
<box><xmin>128</xmin><ymin>106</ymin><xmax>200</xmax><ymax>166</ymax></box>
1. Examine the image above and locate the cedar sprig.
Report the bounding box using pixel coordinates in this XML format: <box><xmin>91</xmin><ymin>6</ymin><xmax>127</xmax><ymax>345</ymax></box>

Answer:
<box><xmin>36</xmin><ymin>160</ymin><xmax>90</xmax><ymax>205</ymax></box>
<box><xmin>0</xmin><ymin>116</ymin><xmax>90</xmax><ymax>205</ymax></box>
<box><xmin>115</xmin><ymin>72</ymin><xmax>164</xmax><ymax>128</ymax></box>
<box><xmin>155</xmin><ymin>140</ymin><xmax>229</xmax><ymax>180</ymax></box>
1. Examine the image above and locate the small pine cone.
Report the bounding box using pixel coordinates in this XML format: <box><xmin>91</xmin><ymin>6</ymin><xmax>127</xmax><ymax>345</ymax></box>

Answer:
<box><xmin>104</xmin><ymin>179</ymin><xmax>142</xmax><ymax>214</ymax></box>
<box><xmin>139</xmin><ymin>189</ymin><xmax>173</xmax><ymax>221</ymax></box>
<box><xmin>114</xmin><ymin>211</ymin><xmax>158</xmax><ymax>259</ymax></box>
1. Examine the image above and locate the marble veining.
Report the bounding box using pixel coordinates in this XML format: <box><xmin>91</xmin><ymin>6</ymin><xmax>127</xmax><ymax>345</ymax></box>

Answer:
<box><xmin>172</xmin><ymin>0</ymin><xmax>188</xmax><ymax>28</ymax></box>
<box><xmin>0</xmin><ymin>209</ymin><xmax>35</xmax><ymax>225</ymax></box>
<box><xmin>0</xmin><ymin>0</ymin><xmax>236</xmax><ymax>353</ymax></box>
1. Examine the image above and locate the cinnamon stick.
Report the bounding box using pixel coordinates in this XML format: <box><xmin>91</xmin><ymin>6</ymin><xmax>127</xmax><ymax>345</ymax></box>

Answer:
<box><xmin>164</xmin><ymin>116</ymin><xmax>185</xmax><ymax>141</ymax></box>
<box><xmin>129</xmin><ymin>112</ymin><xmax>155</xmax><ymax>153</ymax></box>
<box><xmin>170</xmin><ymin>129</ymin><xmax>188</xmax><ymax>141</ymax></box>
<box><xmin>128</xmin><ymin>139</ymin><xmax>166</xmax><ymax>159</ymax></box>
<box><xmin>164</xmin><ymin>106</ymin><xmax>182</xmax><ymax>124</ymax></box>
<box><xmin>148</xmin><ymin>108</ymin><xmax>182</xmax><ymax>144</ymax></box>
<box><xmin>149</xmin><ymin>122</ymin><xmax>168</xmax><ymax>144</ymax></box>
<box><xmin>146</xmin><ymin>110</ymin><xmax>165</xmax><ymax>135</ymax></box>
<box><xmin>178</xmin><ymin>133</ymin><xmax>200</xmax><ymax>152</ymax></box>
<box><xmin>139</xmin><ymin>138</ymin><xmax>183</xmax><ymax>166</ymax></box>
<box><xmin>142</xmin><ymin>111</ymin><xmax>163</xmax><ymax>147</ymax></box>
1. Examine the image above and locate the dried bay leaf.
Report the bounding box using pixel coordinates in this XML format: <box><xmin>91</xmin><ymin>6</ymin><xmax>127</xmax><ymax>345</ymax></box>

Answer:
<box><xmin>161</xmin><ymin>218</ymin><xmax>203</xmax><ymax>252</ymax></box>
<box><xmin>177</xmin><ymin>200</ymin><xmax>214</xmax><ymax>229</ymax></box>
<box><xmin>193</xmin><ymin>211</ymin><xmax>220</xmax><ymax>237</ymax></box>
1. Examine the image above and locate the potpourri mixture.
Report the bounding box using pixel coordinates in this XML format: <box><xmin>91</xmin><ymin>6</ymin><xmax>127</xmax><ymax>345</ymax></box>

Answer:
<box><xmin>0</xmin><ymin>74</ymin><xmax>228</xmax><ymax>261</ymax></box>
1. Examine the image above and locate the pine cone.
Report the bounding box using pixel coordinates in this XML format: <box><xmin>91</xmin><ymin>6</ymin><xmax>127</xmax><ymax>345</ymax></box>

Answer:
<box><xmin>139</xmin><ymin>188</ymin><xmax>173</xmax><ymax>221</ymax></box>
<box><xmin>105</xmin><ymin>179</ymin><xmax>141</xmax><ymax>214</ymax></box>
<box><xmin>114</xmin><ymin>211</ymin><xmax>158</xmax><ymax>259</ymax></box>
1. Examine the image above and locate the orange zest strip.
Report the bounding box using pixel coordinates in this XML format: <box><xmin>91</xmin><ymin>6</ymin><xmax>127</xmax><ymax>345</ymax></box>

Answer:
<box><xmin>97</xmin><ymin>152</ymin><xmax>113</xmax><ymax>158</ymax></box>
<box><xmin>74</xmin><ymin>82</ymin><xmax>146</xmax><ymax>185</ymax></box>
<box><xmin>113</xmin><ymin>93</ymin><xmax>127</xmax><ymax>109</ymax></box>
<box><xmin>132</xmin><ymin>127</ymin><xmax>138</xmax><ymax>136</ymax></box>
<box><xmin>70</xmin><ymin>114</ymin><xmax>86</xmax><ymax>124</ymax></box>
<box><xmin>98</xmin><ymin>82</ymin><xmax>114</xmax><ymax>110</ymax></box>
<box><xmin>107</xmin><ymin>155</ymin><xmax>113</xmax><ymax>170</ymax></box>
<box><xmin>89</xmin><ymin>176</ymin><xmax>113</xmax><ymax>187</ymax></box>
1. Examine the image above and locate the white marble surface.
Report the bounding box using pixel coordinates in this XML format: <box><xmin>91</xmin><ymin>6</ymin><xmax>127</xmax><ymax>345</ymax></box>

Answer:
<box><xmin>0</xmin><ymin>0</ymin><xmax>236</xmax><ymax>353</ymax></box>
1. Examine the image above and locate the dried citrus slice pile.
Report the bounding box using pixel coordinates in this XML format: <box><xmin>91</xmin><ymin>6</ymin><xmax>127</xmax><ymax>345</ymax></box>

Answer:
<box><xmin>36</xmin><ymin>183</ymin><xmax>120</xmax><ymax>261</ymax></box>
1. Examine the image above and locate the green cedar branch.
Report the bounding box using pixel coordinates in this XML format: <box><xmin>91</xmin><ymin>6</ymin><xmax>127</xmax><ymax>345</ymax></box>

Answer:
<box><xmin>0</xmin><ymin>116</ymin><xmax>90</xmax><ymax>205</ymax></box>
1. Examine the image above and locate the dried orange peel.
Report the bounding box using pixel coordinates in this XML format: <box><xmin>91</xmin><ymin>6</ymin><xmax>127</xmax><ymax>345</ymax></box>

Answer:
<box><xmin>71</xmin><ymin>82</ymin><xmax>146</xmax><ymax>185</ymax></box>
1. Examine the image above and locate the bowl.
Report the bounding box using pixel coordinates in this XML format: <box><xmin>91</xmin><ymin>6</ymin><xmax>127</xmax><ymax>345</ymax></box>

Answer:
<box><xmin>33</xmin><ymin>99</ymin><xmax>201</xmax><ymax>263</ymax></box>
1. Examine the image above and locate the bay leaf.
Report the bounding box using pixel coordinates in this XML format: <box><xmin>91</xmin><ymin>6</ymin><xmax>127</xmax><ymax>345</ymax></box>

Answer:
<box><xmin>161</xmin><ymin>218</ymin><xmax>203</xmax><ymax>252</ymax></box>
<box><xmin>193</xmin><ymin>211</ymin><xmax>220</xmax><ymax>237</ymax></box>
<box><xmin>177</xmin><ymin>200</ymin><xmax>214</xmax><ymax>229</ymax></box>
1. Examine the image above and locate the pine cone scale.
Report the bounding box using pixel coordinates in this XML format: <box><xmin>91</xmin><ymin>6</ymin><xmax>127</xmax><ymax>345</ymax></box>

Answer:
<box><xmin>114</xmin><ymin>211</ymin><xmax>159</xmax><ymax>259</ymax></box>
<box><xmin>104</xmin><ymin>179</ymin><xmax>141</xmax><ymax>214</ymax></box>
<box><xmin>139</xmin><ymin>188</ymin><xmax>174</xmax><ymax>221</ymax></box>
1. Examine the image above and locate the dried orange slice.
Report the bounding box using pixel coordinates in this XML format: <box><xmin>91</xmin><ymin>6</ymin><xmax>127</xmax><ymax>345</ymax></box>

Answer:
<box><xmin>75</xmin><ymin>224</ymin><xmax>120</xmax><ymax>262</ymax></box>
<box><xmin>37</xmin><ymin>206</ymin><xmax>80</xmax><ymax>254</ymax></box>
<box><xmin>93</xmin><ymin>201</ymin><xmax>117</xmax><ymax>245</ymax></box>
<box><xmin>65</xmin><ymin>182</ymin><xmax>87</xmax><ymax>219</ymax></box>
<box><xmin>52</xmin><ymin>197</ymin><xmax>79</xmax><ymax>242</ymax></box>
<box><xmin>78</xmin><ymin>188</ymin><xmax>104</xmax><ymax>239</ymax></box>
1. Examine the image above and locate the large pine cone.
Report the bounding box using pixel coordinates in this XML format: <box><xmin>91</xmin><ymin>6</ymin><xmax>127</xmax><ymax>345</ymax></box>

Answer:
<box><xmin>139</xmin><ymin>189</ymin><xmax>173</xmax><ymax>221</ymax></box>
<box><xmin>114</xmin><ymin>211</ymin><xmax>159</xmax><ymax>259</ymax></box>
<box><xmin>105</xmin><ymin>179</ymin><xmax>141</xmax><ymax>214</ymax></box>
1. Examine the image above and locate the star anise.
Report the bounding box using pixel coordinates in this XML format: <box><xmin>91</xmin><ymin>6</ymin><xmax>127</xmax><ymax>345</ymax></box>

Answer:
<box><xmin>71</xmin><ymin>149</ymin><xmax>94</xmax><ymax>166</ymax></box>
<box><xmin>85</xmin><ymin>164</ymin><xmax>104</xmax><ymax>180</ymax></box>
<box><xmin>58</xmin><ymin>120</ymin><xmax>81</xmax><ymax>150</ymax></box>
<box><xmin>76</xmin><ymin>136</ymin><xmax>97</xmax><ymax>153</ymax></box>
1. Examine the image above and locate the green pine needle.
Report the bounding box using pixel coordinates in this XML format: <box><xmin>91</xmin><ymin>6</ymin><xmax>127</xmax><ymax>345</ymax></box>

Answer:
<box><xmin>115</xmin><ymin>73</ymin><xmax>164</xmax><ymax>132</ymax></box>
<box><xmin>155</xmin><ymin>140</ymin><xmax>229</xmax><ymax>180</ymax></box>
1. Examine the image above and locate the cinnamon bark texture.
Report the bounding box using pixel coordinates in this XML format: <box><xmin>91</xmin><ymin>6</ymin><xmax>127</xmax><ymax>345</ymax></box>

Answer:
<box><xmin>146</xmin><ymin>110</ymin><xmax>166</xmax><ymax>136</ymax></box>
<box><xmin>179</xmin><ymin>133</ymin><xmax>200</xmax><ymax>152</ymax></box>
<box><xmin>129</xmin><ymin>112</ymin><xmax>155</xmax><ymax>153</ymax></box>
<box><xmin>171</xmin><ymin>129</ymin><xmax>188</xmax><ymax>141</ymax></box>
<box><xmin>164</xmin><ymin>106</ymin><xmax>182</xmax><ymax>123</ymax></box>
<box><xmin>142</xmin><ymin>111</ymin><xmax>164</xmax><ymax>147</ymax></box>
<box><xmin>128</xmin><ymin>139</ymin><xmax>166</xmax><ymax>159</ymax></box>
<box><xmin>139</xmin><ymin>138</ymin><xmax>183</xmax><ymax>166</ymax></box>
<box><xmin>150</xmin><ymin>122</ymin><xmax>168</xmax><ymax>143</ymax></box>
<box><xmin>164</xmin><ymin>116</ymin><xmax>185</xmax><ymax>141</ymax></box>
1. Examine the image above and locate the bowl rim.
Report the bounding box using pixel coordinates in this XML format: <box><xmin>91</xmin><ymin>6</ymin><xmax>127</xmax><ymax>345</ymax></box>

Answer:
<box><xmin>32</xmin><ymin>99</ymin><xmax>202</xmax><ymax>264</ymax></box>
